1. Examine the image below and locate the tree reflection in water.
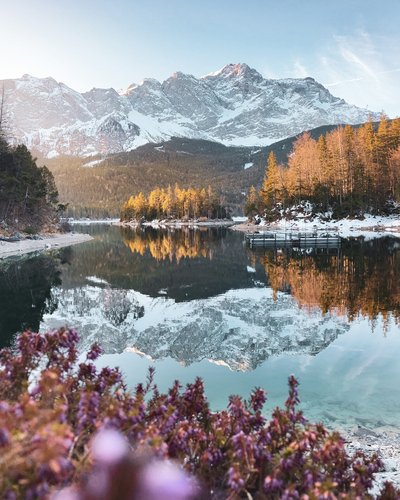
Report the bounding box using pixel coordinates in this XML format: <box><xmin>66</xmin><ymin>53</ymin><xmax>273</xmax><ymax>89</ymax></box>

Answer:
<box><xmin>250</xmin><ymin>237</ymin><xmax>400</xmax><ymax>324</ymax></box>
<box><xmin>122</xmin><ymin>226</ymin><xmax>215</xmax><ymax>262</ymax></box>
<box><xmin>0</xmin><ymin>250</ymin><xmax>68</xmax><ymax>347</ymax></box>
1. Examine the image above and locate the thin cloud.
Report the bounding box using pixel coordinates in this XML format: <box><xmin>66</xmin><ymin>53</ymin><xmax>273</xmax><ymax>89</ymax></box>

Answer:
<box><xmin>313</xmin><ymin>31</ymin><xmax>400</xmax><ymax>116</ymax></box>
<box><xmin>338</xmin><ymin>46</ymin><xmax>379</xmax><ymax>81</ymax></box>
<box><xmin>325</xmin><ymin>77</ymin><xmax>364</xmax><ymax>87</ymax></box>
<box><xmin>325</xmin><ymin>68</ymin><xmax>400</xmax><ymax>87</ymax></box>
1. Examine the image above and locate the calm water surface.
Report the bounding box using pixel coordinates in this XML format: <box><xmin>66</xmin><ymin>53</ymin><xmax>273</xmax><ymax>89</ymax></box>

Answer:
<box><xmin>1</xmin><ymin>224</ymin><xmax>400</xmax><ymax>430</ymax></box>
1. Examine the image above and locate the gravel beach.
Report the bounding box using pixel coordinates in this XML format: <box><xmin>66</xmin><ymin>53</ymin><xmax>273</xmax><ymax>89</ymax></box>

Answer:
<box><xmin>0</xmin><ymin>232</ymin><xmax>93</xmax><ymax>259</ymax></box>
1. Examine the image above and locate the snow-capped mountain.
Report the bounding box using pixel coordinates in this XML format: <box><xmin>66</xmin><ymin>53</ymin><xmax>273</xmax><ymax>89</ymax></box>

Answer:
<box><xmin>40</xmin><ymin>284</ymin><xmax>349</xmax><ymax>372</ymax></box>
<box><xmin>2</xmin><ymin>64</ymin><xmax>378</xmax><ymax>157</ymax></box>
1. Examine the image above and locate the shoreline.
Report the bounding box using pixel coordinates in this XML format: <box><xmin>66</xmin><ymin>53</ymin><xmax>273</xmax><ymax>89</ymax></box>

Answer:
<box><xmin>342</xmin><ymin>426</ymin><xmax>400</xmax><ymax>492</ymax></box>
<box><xmin>231</xmin><ymin>214</ymin><xmax>400</xmax><ymax>239</ymax></box>
<box><xmin>66</xmin><ymin>215</ymin><xmax>400</xmax><ymax>237</ymax></box>
<box><xmin>118</xmin><ymin>219</ymin><xmax>237</xmax><ymax>229</ymax></box>
<box><xmin>0</xmin><ymin>232</ymin><xmax>93</xmax><ymax>259</ymax></box>
<box><xmin>68</xmin><ymin>218</ymin><xmax>119</xmax><ymax>225</ymax></box>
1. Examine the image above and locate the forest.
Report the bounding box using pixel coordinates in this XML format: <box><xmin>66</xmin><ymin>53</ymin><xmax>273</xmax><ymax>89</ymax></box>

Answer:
<box><xmin>0</xmin><ymin>137</ymin><xmax>60</xmax><ymax>232</ymax></box>
<box><xmin>120</xmin><ymin>185</ymin><xmax>229</xmax><ymax>221</ymax></box>
<box><xmin>246</xmin><ymin>116</ymin><xmax>400</xmax><ymax>218</ymax></box>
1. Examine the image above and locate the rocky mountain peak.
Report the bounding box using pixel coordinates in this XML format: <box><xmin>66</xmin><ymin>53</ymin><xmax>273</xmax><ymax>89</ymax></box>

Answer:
<box><xmin>169</xmin><ymin>71</ymin><xmax>193</xmax><ymax>80</ymax></box>
<box><xmin>203</xmin><ymin>63</ymin><xmax>264</xmax><ymax>84</ymax></box>
<box><xmin>218</xmin><ymin>63</ymin><xmax>261</xmax><ymax>78</ymax></box>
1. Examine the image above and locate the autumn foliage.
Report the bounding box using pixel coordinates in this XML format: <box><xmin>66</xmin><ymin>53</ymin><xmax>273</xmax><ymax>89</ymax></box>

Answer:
<box><xmin>122</xmin><ymin>227</ymin><xmax>214</xmax><ymax>262</ymax></box>
<box><xmin>246</xmin><ymin>117</ymin><xmax>400</xmax><ymax>218</ymax></box>
<box><xmin>121</xmin><ymin>185</ymin><xmax>229</xmax><ymax>222</ymax></box>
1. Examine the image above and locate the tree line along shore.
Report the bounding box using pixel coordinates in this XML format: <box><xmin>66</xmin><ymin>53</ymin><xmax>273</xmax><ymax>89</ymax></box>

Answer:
<box><xmin>120</xmin><ymin>185</ymin><xmax>229</xmax><ymax>222</ymax></box>
<box><xmin>245</xmin><ymin>116</ymin><xmax>400</xmax><ymax>220</ymax></box>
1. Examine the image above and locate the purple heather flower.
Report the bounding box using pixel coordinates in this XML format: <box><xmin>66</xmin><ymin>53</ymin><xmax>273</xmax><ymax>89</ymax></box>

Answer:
<box><xmin>52</xmin><ymin>487</ymin><xmax>80</xmax><ymax>500</ymax></box>
<box><xmin>227</xmin><ymin>465</ymin><xmax>245</xmax><ymax>492</ymax></box>
<box><xmin>138</xmin><ymin>460</ymin><xmax>197</xmax><ymax>500</ymax></box>
<box><xmin>77</xmin><ymin>390</ymin><xmax>100</xmax><ymax>432</ymax></box>
<box><xmin>85</xmin><ymin>470</ymin><xmax>109</xmax><ymax>497</ymax></box>
<box><xmin>0</xmin><ymin>402</ymin><xmax>10</xmax><ymax>412</ymax></box>
<box><xmin>264</xmin><ymin>475</ymin><xmax>283</xmax><ymax>492</ymax></box>
<box><xmin>29</xmin><ymin>384</ymin><xmax>41</xmax><ymax>397</ymax></box>
<box><xmin>86</xmin><ymin>343</ymin><xmax>103</xmax><ymax>361</ymax></box>
<box><xmin>3</xmin><ymin>491</ymin><xmax>17</xmax><ymax>500</ymax></box>
<box><xmin>0</xmin><ymin>428</ymin><xmax>10</xmax><ymax>447</ymax></box>
<box><xmin>250</xmin><ymin>387</ymin><xmax>267</xmax><ymax>412</ymax></box>
<box><xmin>91</xmin><ymin>428</ymin><xmax>129</xmax><ymax>465</ymax></box>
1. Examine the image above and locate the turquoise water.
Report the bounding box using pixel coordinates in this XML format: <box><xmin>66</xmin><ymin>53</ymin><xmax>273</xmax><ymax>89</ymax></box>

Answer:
<box><xmin>97</xmin><ymin>317</ymin><xmax>400</xmax><ymax>429</ymax></box>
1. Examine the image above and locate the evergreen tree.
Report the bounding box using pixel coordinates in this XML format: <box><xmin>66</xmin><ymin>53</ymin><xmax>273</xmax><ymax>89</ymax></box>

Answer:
<box><xmin>0</xmin><ymin>140</ymin><xmax>59</xmax><ymax>230</ymax></box>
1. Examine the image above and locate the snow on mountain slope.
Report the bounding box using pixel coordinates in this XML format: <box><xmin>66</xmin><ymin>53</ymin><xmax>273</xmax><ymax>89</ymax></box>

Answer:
<box><xmin>1</xmin><ymin>64</ymin><xmax>379</xmax><ymax>157</ymax></box>
<box><xmin>40</xmin><ymin>284</ymin><xmax>349</xmax><ymax>372</ymax></box>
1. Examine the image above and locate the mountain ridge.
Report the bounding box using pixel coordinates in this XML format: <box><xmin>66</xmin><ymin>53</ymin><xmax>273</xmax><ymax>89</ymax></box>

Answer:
<box><xmin>2</xmin><ymin>63</ymin><xmax>378</xmax><ymax>157</ymax></box>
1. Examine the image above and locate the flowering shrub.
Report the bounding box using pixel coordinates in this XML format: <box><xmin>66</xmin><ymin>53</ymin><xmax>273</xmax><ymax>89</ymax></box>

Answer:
<box><xmin>0</xmin><ymin>328</ymin><xmax>398</xmax><ymax>499</ymax></box>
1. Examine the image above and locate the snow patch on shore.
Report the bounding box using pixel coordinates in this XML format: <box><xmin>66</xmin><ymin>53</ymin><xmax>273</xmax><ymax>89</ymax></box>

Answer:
<box><xmin>0</xmin><ymin>233</ymin><xmax>93</xmax><ymax>259</ymax></box>
<box><xmin>67</xmin><ymin>218</ymin><xmax>120</xmax><ymax>225</ymax></box>
<box><xmin>234</xmin><ymin>213</ymin><xmax>400</xmax><ymax>240</ymax></box>
<box><xmin>269</xmin><ymin>214</ymin><xmax>400</xmax><ymax>239</ymax></box>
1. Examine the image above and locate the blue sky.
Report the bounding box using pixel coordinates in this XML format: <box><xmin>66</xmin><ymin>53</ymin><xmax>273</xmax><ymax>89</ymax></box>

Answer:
<box><xmin>1</xmin><ymin>0</ymin><xmax>399</xmax><ymax>115</ymax></box>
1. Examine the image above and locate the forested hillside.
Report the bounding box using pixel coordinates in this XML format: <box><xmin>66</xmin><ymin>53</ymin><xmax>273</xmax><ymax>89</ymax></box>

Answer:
<box><xmin>41</xmin><ymin>140</ymin><xmax>260</xmax><ymax>218</ymax></box>
<box><xmin>41</xmin><ymin>125</ymin><xmax>361</xmax><ymax>218</ymax></box>
<box><xmin>0</xmin><ymin>137</ymin><xmax>60</xmax><ymax>232</ymax></box>
<box><xmin>246</xmin><ymin>117</ymin><xmax>400</xmax><ymax>217</ymax></box>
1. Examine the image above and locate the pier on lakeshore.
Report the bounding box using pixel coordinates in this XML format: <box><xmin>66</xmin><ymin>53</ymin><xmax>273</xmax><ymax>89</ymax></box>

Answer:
<box><xmin>245</xmin><ymin>232</ymin><xmax>341</xmax><ymax>249</ymax></box>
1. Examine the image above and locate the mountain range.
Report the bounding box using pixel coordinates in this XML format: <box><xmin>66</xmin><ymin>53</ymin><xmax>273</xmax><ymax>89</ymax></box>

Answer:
<box><xmin>2</xmin><ymin>63</ymin><xmax>378</xmax><ymax>157</ymax></box>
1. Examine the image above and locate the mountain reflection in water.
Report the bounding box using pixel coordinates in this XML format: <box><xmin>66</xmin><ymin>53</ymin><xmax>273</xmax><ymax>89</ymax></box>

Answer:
<box><xmin>0</xmin><ymin>250</ymin><xmax>66</xmax><ymax>347</ymax></box>
<box><xmin>1</xmin><ymin>226</ymin><xmax>399</xmax><ymax>363</ymax></box>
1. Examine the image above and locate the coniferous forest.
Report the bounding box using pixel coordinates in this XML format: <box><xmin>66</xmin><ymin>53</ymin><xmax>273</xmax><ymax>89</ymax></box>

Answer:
<box><xmin>120</xmin><ymin>185</ymin><xmax>229</xmax><ymax>221</ymax></box>
<box><xmin>0</xmin><ymin>137</ymin><xmax>60</xmax><ymax>232</ymax></box>
<box><xmin>245</xmin><ymin>117</ymin><xmax>400</xmax><ymax>218</ymax></box>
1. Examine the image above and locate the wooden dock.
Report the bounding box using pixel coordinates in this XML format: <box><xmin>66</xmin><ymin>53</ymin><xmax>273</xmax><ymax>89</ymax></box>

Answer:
<box><xmin>246</xmin><ymin>232</ymin><xmax>341</xmax><ymax>249</ymax></box>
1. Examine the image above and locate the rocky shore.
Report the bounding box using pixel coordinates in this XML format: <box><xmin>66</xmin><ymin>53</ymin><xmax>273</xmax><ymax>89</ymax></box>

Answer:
<box><xmin>342</xmin><ymin>426</ymin><xmax>400</xmax><ymax>493</ymax></box>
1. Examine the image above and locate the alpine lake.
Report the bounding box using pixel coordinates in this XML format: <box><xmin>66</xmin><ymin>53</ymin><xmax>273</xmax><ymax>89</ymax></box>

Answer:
<box><xmin>1</xmin><ymin>223</ymin><xmax>400</xmax><ymax>433</ymax></box>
